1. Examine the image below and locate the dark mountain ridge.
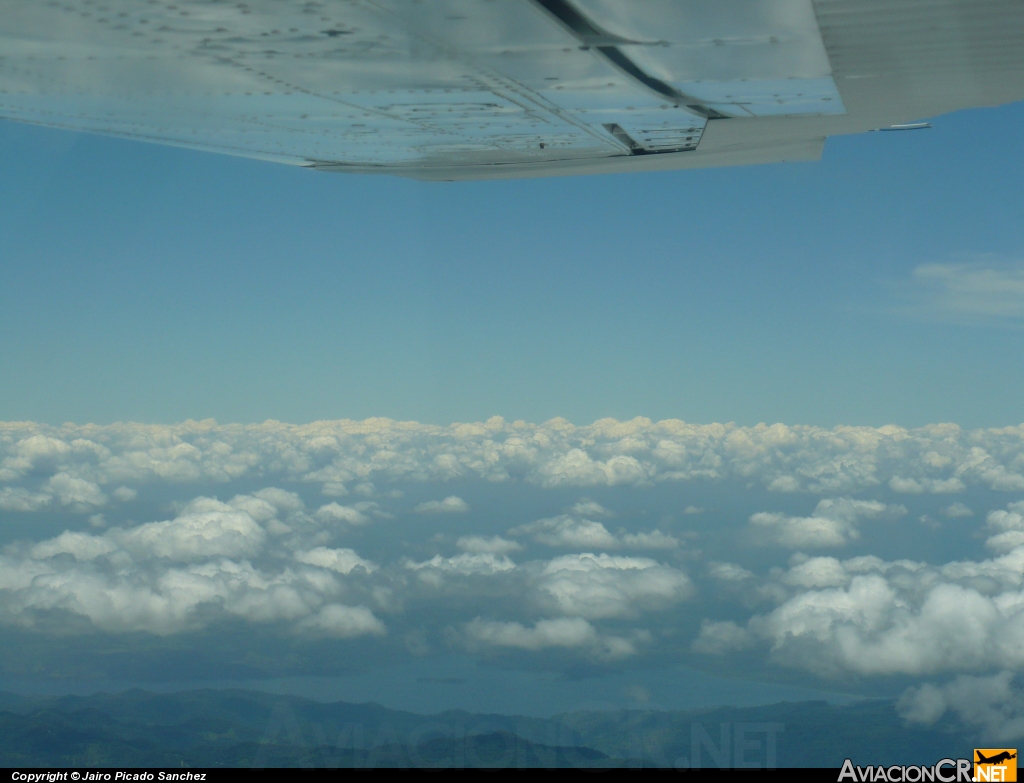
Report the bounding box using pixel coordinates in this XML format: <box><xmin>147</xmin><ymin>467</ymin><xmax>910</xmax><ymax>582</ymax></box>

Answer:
<box><xmin>0</xmin><ymin>688</ymin><xmax>977</xmax><ymax>768</ymax></box>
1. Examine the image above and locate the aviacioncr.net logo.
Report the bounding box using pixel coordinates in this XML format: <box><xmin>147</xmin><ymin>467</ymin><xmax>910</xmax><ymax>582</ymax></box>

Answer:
<box><xmin>839</xmin><ymin>758</ymin><xmax>973</xmax><ymax>782</ymax></box>
<box><xmin>974</xmin><ymin>749</ymin><xmax>1017</xmax><ymax>782</ymax></box>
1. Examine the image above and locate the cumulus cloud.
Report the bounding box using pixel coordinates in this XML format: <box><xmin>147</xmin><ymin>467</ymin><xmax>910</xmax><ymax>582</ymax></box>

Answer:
<box><xmin>45</xmin><ymin>474</ymin><xmax>107</xmax><ymax>509</ymax></box>
<box><xmin>455</xmin><ymin>536</ymin><xmax>522</xmax><ymax>555</ymax></box>
<box><xmin>700</xmin><ymin>544</ymin><xmax>1024</xmax><ymax>678</ymax></box>
<box><xmin>251</xmin><ymin>487</ymin><xmax>305</xmax><ymax>516</ymax></box>
<box><xmin>0</xmin><ymin>489</ymin><xmax>391</xmax><ymax>638</ymax></box>
<box><xmin>781</xmin><ymin>556</ymin><xmax>851</xmax><ymax>588</ymax></box>
<box><xmin>0</xmin><ymin>478</ymin><xmax>106</xmax><ymax>513</ymax></box>
<box><xmin>707</xmin><ymin>562</ymin><xmax>755</xmax><ymax>583</ymax></box>
<box><xmin>619</xmin><ymin>530</ymin><xmax>679</xmax><ymax>550</ymax></box>
<box><xmin>294</xmin><ymin>547</ymin><xmax>378</xmax><ymax>574</ymax></box>
<box><xmin>464</xmin><ymin>617</ymin><xmax>642</xmax><ymax>660</ymax></box>
<box><xmin>114</xmin><ymin>499</ymin><xmax>267</xmax><ymax>562</ymax></box>
<box><xmin>314</xmin><ymin>502</ymin><xmax>369</xmax><ymax>526</ymax></box>
<box><xmin>941</xmin><ymin>502</ymin><xmax>974</xmax><ymax>518</ymax></box>
<box><xmin>400</xmin><ymin>549</ymin><xmax>692</xmax><ymax>623</ymax></box>
<box><xmin>112</xmin><ymin>486</ymin><xmax>137</xmax><ymax>502</ymax></box>
<box><xmin>465</xmin><ymin>616</ymin><xmax>598</xmax><ymax>651</ymax></box>
<box><xmin>407</xmin><ymin>552</ymin><xmax>517</xmax><ymax>577</ymax></box>
<box><xmin>899</xmin><ymin>672</ymin><xmax>1024</xmax><ymax>741</ymax></box>
<box><xmin>571</xmin><ymin>499</ymin><xmax>612</xmax><ymax>517</ymax></box>
<box><xmin>692</xmin><ymin>620</ymin><xmax>754</xmax><ymax>655</ymax></box>
<box><xmin>298</xmin><ymin>604</ymin><xmax>386</xmax><ymax>638</ymax></box>
<box><xmin>986</xmin><ymin>501</ymin><xmax>1024</xmax><ymax>553</ymax></box>
<box><xmin>749</xmin><ymin>498</ymin><xmax>905</xmax><ymax>548</ymax></box>
<box><xmin>0</xmin><ymin>435</ymin><xmax>71</xmax><ymax>479</ymax></box>
<box><xmin>30</xmin><ymin>531</ymin><xmax>118</xmax><ymax>561</ymax></box>
<box><xmin>536</xmin><ymin>448</ymin><xmax>648</xmax><ymax>488</ymax></box>
<box><xmin>532</xmin><ymin>553</ymin><xmax>693</xmax><ymax>619</ymax></box>
<box><xmin>509</xmin><ymin>502</ymin><xmax>678</xmax><ymax>550</ymax></box>
<box><xmin>0</xmin><ymin>487</ymin><xmax>52</xmax><ymax>512</ymax></box>
<box><xmin>415</xmin><ymin>496</ymin><xmax>469</xmax><ymax>514</ymax></box>
<box><xmin>0</xmin><ymin>555</ymin><xmax>331</xmax><ymax>635</ymax></box>
<box><xmin>888</xmin><ymin>476</ymin><xmax>965</xmax><ymax>494</ymax></box>
<box><xmin>510</xmin><ymin>515</ymin><xmax>619</xmax><ymax>549</ymax></box>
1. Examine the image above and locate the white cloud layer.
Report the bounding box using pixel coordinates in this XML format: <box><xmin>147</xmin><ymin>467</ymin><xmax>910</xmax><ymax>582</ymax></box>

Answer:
<box><xmin>3</xmin><ymin>416</ymin><xmax>1024</xmax><ymax>691</ymax></box>
<box><xmin>2</xmin><ymin>417</ymin><xmax>1024</xmax><ymax>497</ymax></box>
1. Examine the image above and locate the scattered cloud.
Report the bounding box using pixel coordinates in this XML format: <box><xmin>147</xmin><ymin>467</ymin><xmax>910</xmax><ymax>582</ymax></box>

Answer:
<box><xmin>941</xmin><ymin>502</ymin><xmax>974</xmax><ymax>518</ymax></box>
<box><xmin>298</xmin><ymin>604</ymin><xmax>386</xmax><ymax>638</ymax></box>
<box><xmin>899</xmin><ymin>672</ymin><xmax>1024</xmax><ymax>741</ymax></box>
<box><xmin>509</xmin><ymin>513</ymin><xmax>677</xmax><ymax>550</ymax></box>
<box><xmin>749</xmin><ymin>498</ymin><xmax>905</xmax><ymax>548</ymax></box>
<box><xmin>510</xmin><ymin>515</ymin><xmax>618</xmax><ymax>549</ymax></box>
<box><xmin>294</xmin><ymin>547</ymin><xmax>378</xmax><ymax>574</ymax></box>
<box><xmin>30</xmin><ymin>531</ymin><xmax>117</xmax><ymax>562</ymax></box>
<box><xmin>465</xmin><ymin>616</ymin><xmax>598</xmax><ymax>651</ymax></box>
<box><xmin>314</xmin><ymin>502</ymin><xmax>370</xmax><ymax>526</ymax></box>
<box><xmin>619</xmin><ymin>530</ymin><xmax>680</xmax><ymax>550</ymax></box>
<box><xmin>986</xmin><ymin>501</ymin><xmax>1024</xmax><ymax>553</ymax></box>
<box><xmin>571</xmin><ymin>499</ymin><xmax>612</xmax><ymax>517</ymax></box>
<box><xmin>464</xmin><ymin>617</ymin><xmax>642</xmax><ymax>660</ymax></box>
<box><xmin>700</xmin><ymin>539</ymin><xmax>1024</xmax><ymax>678</ymax></box>
<box><xmin>904</xmin><ymin>261</ymin><xmax>1024</xmax><ymax>324</ymax></box>
<box><xmin>415</xmin><ymin>496</ymin><xmax>469</xmax><ymax>514</ymax></box>
<box><xmin>0</xmin><ymin>487</ymin><xmax>52</xmax><ymax>512</ymax></box>
<box><xmin>114</xmin><ymin>499</ymin><xmax>267</xmax><ymax>562</ymax></box>
<box><xmin>406</xmin><ymin>552</ymin><xmax>516</xmax><ymax>577</ymax></box>
<box><xmin>0</xmin><ymin>490</ymin><xmax>384</xmax><ymax>637</ymax></box>
<box><xmin>888</xmin><ymin>476</ymin><xmax>965</xmax><ymax>494</ymax></box>
<box><xmin>692</xmin><ymin>620</ymin><xmax>754</xmax><ymax>655</ymax></box>
<box><xmin>707</xmin><ymin>562</ymin><xmax>754</xmax><ymax>583</ymax></box>
<box><xmin>455</xmin><ymin>536</ymin><xmax>522</xmax><ymax>555</ymax></box>
<box><xmin>781</xmin><ymin>555</ymin><xmax>850</xmax><ymax>588</ymax></box>
<box><xmin>532</xmin><ymin>553</ymin><xmax>693</xmax><ymax>619</ymax></box>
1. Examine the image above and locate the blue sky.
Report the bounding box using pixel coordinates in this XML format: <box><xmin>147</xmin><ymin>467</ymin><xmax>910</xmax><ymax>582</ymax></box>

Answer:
<box><xmin>2</xmin><ymin>100</ymin><xmax>1024</xmax><ymax>429</ymax></box>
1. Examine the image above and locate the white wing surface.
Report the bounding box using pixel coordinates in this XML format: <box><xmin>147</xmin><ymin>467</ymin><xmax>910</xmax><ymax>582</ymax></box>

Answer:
<box><xmin>1</xmin><ymin>0</ymin><xmax>1022</xmax><ymax>179</ymax></box>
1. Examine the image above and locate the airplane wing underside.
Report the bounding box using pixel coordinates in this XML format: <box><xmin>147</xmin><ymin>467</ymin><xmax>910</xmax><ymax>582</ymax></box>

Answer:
<box><xmin>1</xmin><ymin>0</ymin><xmax>1023</xmax><ymax>179</ymax></box>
